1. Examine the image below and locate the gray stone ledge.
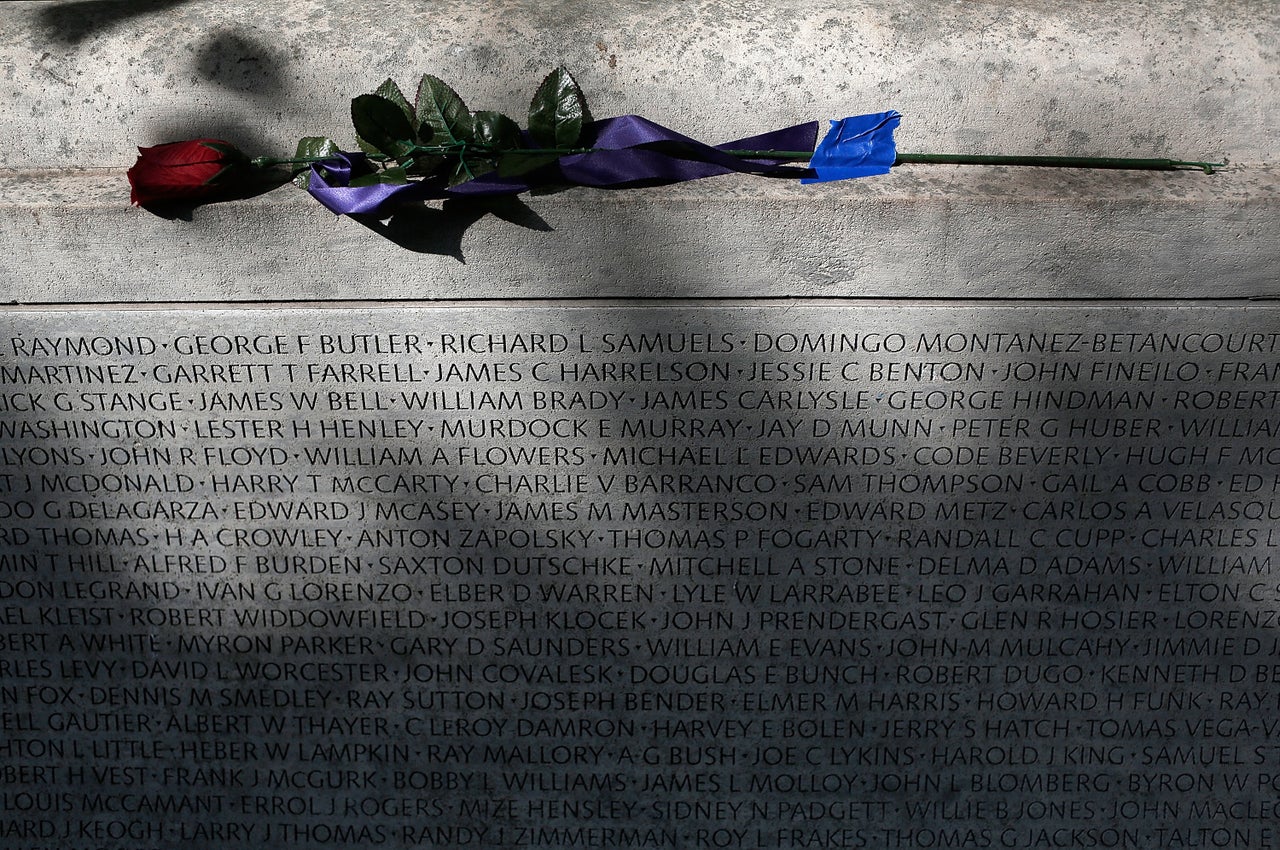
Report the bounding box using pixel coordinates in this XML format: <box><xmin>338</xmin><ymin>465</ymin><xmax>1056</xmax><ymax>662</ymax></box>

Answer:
<box><xmin>1</xmin><ymin>165</ymin><xmax>1275</xmax><ymax>302</ymax></box>
<box><xmin>5</xmin><ymin>0</ymin><xmax>1272</xmax><ymax>302</ymax></box>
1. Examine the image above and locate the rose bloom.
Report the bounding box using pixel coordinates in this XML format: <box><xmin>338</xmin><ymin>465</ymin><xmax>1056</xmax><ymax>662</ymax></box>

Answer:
<box><xmin>127</xmin><ymin>139</ymin><xmax>250</xmax><ymax>204</ymax></box>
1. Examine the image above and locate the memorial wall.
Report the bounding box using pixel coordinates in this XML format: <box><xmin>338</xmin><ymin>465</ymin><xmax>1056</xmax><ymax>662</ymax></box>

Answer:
<box><xmin>3</xmin><ymin>1</ymin><xmax>1279</xmax><ymax>849</ymax></box>
<box><xmin>2</xmin><ymin>303</ymin><xmax>1280</xmax><ymax>849</ymax></box>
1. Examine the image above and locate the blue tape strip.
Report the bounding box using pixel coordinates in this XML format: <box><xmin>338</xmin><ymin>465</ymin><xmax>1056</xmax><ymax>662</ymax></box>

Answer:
<box><xmin>801</xmin><ymin>111</ymin><xmax>901</xmax><ymax>183</ymax></box>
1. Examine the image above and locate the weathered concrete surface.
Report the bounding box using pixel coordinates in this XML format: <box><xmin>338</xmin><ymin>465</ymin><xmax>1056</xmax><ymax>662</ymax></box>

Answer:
<box><xmin>2</xmin><ymin>0</ymin><xmax>1274</xmax><ymax>167</ymax></box>
<box><xmin>0</xmin><ymin>0</ymin><xmax>1275</xmax><ymax>301</ymax></box>
<box><xmin>0</xmin><ymin>165</ymin><xmax>1275</xmax><ymax>301</ymax></box>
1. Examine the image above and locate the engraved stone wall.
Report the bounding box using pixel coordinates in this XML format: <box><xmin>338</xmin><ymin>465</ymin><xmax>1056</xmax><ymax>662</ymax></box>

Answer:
<box><xmin>2</xmin><ymin>303</ymin><xmax>1280</xmax><ymax>849</ymax></box>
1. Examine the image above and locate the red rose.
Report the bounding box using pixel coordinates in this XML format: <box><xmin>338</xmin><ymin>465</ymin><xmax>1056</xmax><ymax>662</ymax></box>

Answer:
<box><xmin>127</xmin><ymin>139</ymin><xmax>250</xmax><ymax>205</ymax></box>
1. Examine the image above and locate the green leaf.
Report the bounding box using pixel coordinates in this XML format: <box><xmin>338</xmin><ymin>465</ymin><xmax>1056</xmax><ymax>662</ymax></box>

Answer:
<box><xmin>351</xmin><ymin>94</ymin><xmax>416</xmax><ymax>159</ymax></box>
<box><xmin>448</xmin><ymin>156</ymin><xmax>495</xmax><ymax>187</ymax></box>
<box><xmin>291</xmin><ymin>136</ymin><xmax>341</xmax><ymax>188</ymax></box>
<box><xmin>405</xmin><ymin>155</ymin><xmax>446</xmax><ymax>178</ymax></box>
<box><xmin>415</xmin><ymin>74</ymin><xmax>473</xmax><ymax>144</ymax></box>
<box><xmin>496</xmin><ymin>150</ymin><xmax>562</xmax><ymax>178</ymax></box>
<box><xmin>471</xmin><ymin>111</ymin><xmax>521</xmax><ymax>152</ymax></box>
<box><xmin>374</xmin><ymin>78</ymin><xmax>416</xmax><ymax>130</ymax></box>
<box><xmin>348</xmin><ymin>166</ymin><xmax>410</xmax><ymax>187</ymax></box>
<box><xmin>295</xmin><ymin>136</ymin><xmax>341</xmax><ymax>160</ymax></box>
<box><xmin>528</xmin><ymin>66</ymin><xmax>588</xmax><ymax>148</ymax></box>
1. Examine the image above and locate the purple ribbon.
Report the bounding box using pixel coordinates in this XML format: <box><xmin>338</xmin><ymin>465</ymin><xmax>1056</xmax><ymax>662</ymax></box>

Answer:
<box><xmin>306</xmin><ymin>152</ymin><xmax>443</xmax><ymax>216</ymax></box>
<box><xmin>307</xmin><ymin>113</ymin><xmax>893</xmax><ymax>217</ymax></box>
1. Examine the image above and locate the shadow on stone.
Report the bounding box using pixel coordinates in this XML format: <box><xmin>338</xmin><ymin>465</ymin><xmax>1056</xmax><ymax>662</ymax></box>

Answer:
<box><xmin>145</xmin><ymin>24</ymin><xmax>293</xmax><ymax>144</ymax></box>
<box><xmin>136</xmin><ymin>171</ymin><xmax>294</xmax><ymax>221</ymax></box>
<box><xmin>195</xmin><ymin>29</ymin><xmax>291</xmax><ymax>98</ymax></box>
<box><xmin>354</xmin><ymin>198</ymin><xmax>552</xmax><ymax>260</ymax></box>
<box><xmin>37</xmin><ymin>0</ymin><xmax>194</xmax><ymax>44</ymax></box>
<box><xmin>137</xmin><ymin>27</ymin><xmax>293</xmax><ymax>163</ymax></box>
